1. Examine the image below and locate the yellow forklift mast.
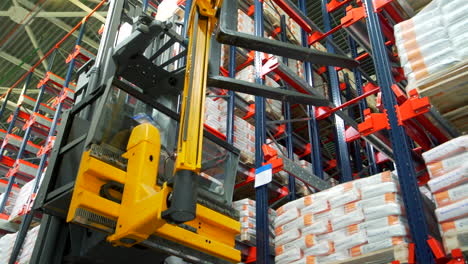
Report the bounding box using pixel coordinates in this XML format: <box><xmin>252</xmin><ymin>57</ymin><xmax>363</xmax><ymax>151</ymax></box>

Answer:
<box><xmin>66</xmin><ymin>0</ymin><xmax>241</xmax><ymax>262</ymax></box>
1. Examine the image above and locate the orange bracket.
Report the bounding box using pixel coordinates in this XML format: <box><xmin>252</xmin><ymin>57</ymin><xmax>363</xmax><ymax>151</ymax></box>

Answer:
<box><xmin>315</xmin><ymin>106</ymin><xmax>333</xmax><ymax>120</ymax></box>
<box><xmin>373</xmin><ymin>0</ymin><xmax>393</xmax><ymax>11</ymax></box>
<box><xmin>448</xmin><ymin>249</ymin><xmax>465</xmax><ymax>264</ymax></box>
<box><xmin>37</xmin><ymin>136</ymin><xmax>56</xmax><ymax>157</ymax></box>
<box><xmin>262</xmin><ymin>144</ymin><xmax>278</xmax><ymax>160</ymax></box>
<box><xmin>408</xmin><ymin>243</ymin><xmax>416</xmax><ymax>264</ymax></box>
<box><xmin>375</xmin><ymin>151</ymin><xmax>390</xmax><ymax>164</ymax></box>
<box><xmin>363</xmin><ymin>82</ymin><xmax>379</xmax><ymax>93</ymax></box>
<box><xmin>428</xmin><ymin>236</ymin><xmax>447</xmax><ymax>261</ymax></box>
<box><xmin>358</xmin><ymin>108</ymin><xmax>390</xmax><ymax>136</ymax></box>
<box><xmin>317</xmin><ymin>66</ymin><xmax>327</xmax><ymax>75</ymax></box>
<box><xmin>243</xmin><ymin>104</ymin><xmax>255</xmax><ymax>120</ymax></box>
<box><xmin>395</xmin><ymin>90</ymin><xmax>431</xmax><ymax>125</ymax></box>
<box><xmin>327</xmin><ymin>0</ymin><xmax>353</xmax><ymax>12</ymax></box>
<box><xmin>339</xmin><ymin>82</ymin><xmax>347</xmax><ymax>91</ymax></box>
<box><xmin>247</xmin><ymin>5</ymin><xmax>254</xmax><ymax>16</ymax></box>
<box><xmin>244</xmin><ymin>247</ymin><xmax>256</xmax><ymax>263</ymax></box>
<box><xmin>273</xmin><ymin>124</ymin><xmax>285</xmax><ymax>138</ymax></box>
<box><xmin>299</xmin><ymin>143</ymin><xmax>311</xmax><ymax>158</ymax></box>
<box><xmin>391</xmin><ymin>84</ymin><xmax>407</xmax><ymax>102</ymax></box>
<box><xmin>219</xmin><ymin>66</ymin><xmax>229</xmax><ymax>77</ymax></box>
<box><xmin>345</xmin><ymin>126</ymin><xmax>360</xmax><ymax>142</ymax></box>
<box><xmin>262</xmin><ymin>144</ymin><xmax>284</xmax><ymax>174</ymax></box>
<box><xmin>270</xmin><ymin>27</ymin><xmax>281</xmax><ymax>38</ymax></box>
<box><xmin>341</xmin><ymin>5</ymin><xmax>366</xmax><ymax>27</ymax></box>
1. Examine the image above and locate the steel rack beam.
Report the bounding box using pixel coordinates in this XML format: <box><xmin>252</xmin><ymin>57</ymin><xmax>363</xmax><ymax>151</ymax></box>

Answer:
<box><xmin>278</xmin><ymin>15</ymin><xmax>296</xmax><ymax>201</ymax></box>
<box><xmin>37</xmin><ymin>71</ymin><xmax>77</xmax><ymax>96</ymax></box>
<box><xmin>271</xmin><ymin>0</ymin><xmax>376</xmax><ymax>84</ymax></box>
<box><xmin>20</xmin><ymin>94</ymin><xmax>56</xmax><ymax>116</ymax></box>
<box><xmin>2</xmin><ymin>134</ymin><xmax>41</xmax><ymax>155</ymax></box>
<box><xmin>320</xmin><ymin>0</ymin><xmax>353</xmax><ymax>183</ymax></box>
<box><xmin>207</xmin><ymin>76</ymin><xmax>330</xmax><ymax>106</ymax></box>
<box><xmin>6</xmin><ymin>109</ymin><xmax>49</xmax><ymax>139</ymax></box>
<box><xmin>6</xmin><ymin>159</ymin><xmax>39</xmax><ymax>182</ymax></box>
<box><xmin>217</xmin><ymin>0</ymin><xmax>359</xmax><ymax>69</ymax></box>
<box><xmin>66</xmin><ymin>45</ymin><xmax>96</xmax><ymax>69</ymax></box>
<box><xmin>0</xmin><ymin>86</ymin><xmax>13</xmax><ymax>118</ymax></box>
<box><xmin>250</xmin><ymin>0</ymin><xmax>270</xmax><ymax>262</ymax></box>
<box><xmin>295</xmin><ymin>0</ymin><xmax>324</xmax><ymax>180</ymax></box>
<box><xmin>277</xmin><ymin>153</ymin><xmax>331</xmax><ymax>191</ymax></box>
<box><xmin>348</xmin><ymin>35</ymin><xmax>378</xmax><ymax>174</ymax></box>
<box><xmin>7</xmin><ymin>20</ymin><xmax>90</xmax><ymax>264</ymax></box>
<box><xmin>0</xmin><ymin>72</ymin><xmax>36</xmax><ymax>214</ymax></box>
<box><xmin>362</xmin><ymin>0</ymin><xmax>435</xmax><ymax>263</ymax></box>
<box><xmin>256</xmin><ymin>55</ymin><xmax>396</xmax><ymax>162</ymax></box>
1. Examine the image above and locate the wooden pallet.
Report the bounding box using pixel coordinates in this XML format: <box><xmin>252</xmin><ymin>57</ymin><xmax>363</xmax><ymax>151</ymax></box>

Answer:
<box><xmin>330</xmin><ymin>243</ymin><xmax>409</xmax><ymax>264</ymax></box>
<box><xmin>413</xmin><ymin>61</ymin><xmax>468</xmax><ymax>133</ymax></box>
<box><xmin>442</xmin><ymin>229</ymin><xmax>468</xmax><ymax>254</ymax></box>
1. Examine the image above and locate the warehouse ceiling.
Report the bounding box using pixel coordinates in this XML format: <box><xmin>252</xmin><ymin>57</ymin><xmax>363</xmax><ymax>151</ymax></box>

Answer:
<box><xmin>0</xmin><ymin>0</ymin><xmax>110</xmax><ymax>100</ymax></box>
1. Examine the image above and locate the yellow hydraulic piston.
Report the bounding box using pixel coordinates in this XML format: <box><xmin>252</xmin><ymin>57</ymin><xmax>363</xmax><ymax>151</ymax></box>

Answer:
<box><xmin>163</xmin><ymin>0</ymin><xmax>225</xmax><ymax>223</ymax></box>
<box><xmin>175</xmin><ymin>0</ymin><xmax>223</xmax><ymax>173</ymax></box>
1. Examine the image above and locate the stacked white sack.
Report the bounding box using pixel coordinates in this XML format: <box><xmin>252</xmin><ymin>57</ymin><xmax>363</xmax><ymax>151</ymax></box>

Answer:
<box><xmin>0</xmin><ymin>187</ymin><xmax>19</xmax><ymax>216</ymax></box>
<box><xmin>274</xmin><ymin>171</ymin><xmax>410</xmax><ymax>264</ymax></box>
<box><xmin>234</xmin><ymin>198</ymin><xmax>277</xmax><ymax>246</ymax></box>
<box><xmin>9</xmin><ymin>179</ymin><xmax>36</xmax><ymax>222</ymax></box>
<box><xmin>441</xmin><ymin>0</ymin><xmax>468</xmax><ymax>59</ymax></box>
<box><xmin>422</xmin><ymin>136</ymin><xmax>468</xmax><ymax>252</ymax></box>
<box><xmin>394</xmin><ymin>0</ymin><xmax>467</xmax><ymax>89</ymax></box>
<box><xmin>204</xmin><ymin>96</ymin><xmax>256</xmax><ymax>163</ymax></box>
<box><xmin>17</xmin><ymin>225</ymin><xmax>41</xmax><ymax>264</ymax></box>
<box><xmin>0</xmin><ymin>232</ymin><xmax>17</xmax><ymax>263</ymax></box>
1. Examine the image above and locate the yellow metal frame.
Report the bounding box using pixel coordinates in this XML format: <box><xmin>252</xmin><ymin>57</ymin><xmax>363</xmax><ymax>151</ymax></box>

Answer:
<box><xmin>174</xmin><ymin>0</ymin><xmax>223</xmax><ymax>173</ymax></box>
<box><xmin>67</xmin><ymin>124</ymin><xmax>240</xmax><ymax>262</ymax></box>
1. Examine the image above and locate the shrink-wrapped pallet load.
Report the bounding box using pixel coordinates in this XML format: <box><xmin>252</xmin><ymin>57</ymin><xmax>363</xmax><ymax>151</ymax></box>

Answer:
<box><xmin>234</xmin><ymin>198</ymin><xmax>276</xmax><ymax>246</ymax></box>
<box><xmin>422</xmin><ymin>135</ymin><xmax>468</xmax><ymax>252</ymax></box>
<box><xmin>395</xmin><ymin>0</ymin><xmax>468</xmax><ymax>89</ymax></box>
<box><xmin>273</xmin><ymin>171</ymin><xmax>412</xmax><ymax>263</ymax></box>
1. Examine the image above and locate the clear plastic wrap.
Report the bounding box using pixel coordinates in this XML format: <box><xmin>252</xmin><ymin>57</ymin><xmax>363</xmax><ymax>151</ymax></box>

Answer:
<box><xmin>304</xmin><ymin>240</ymin><xmax>334</xmax><ymax>256</ymax></box>
<box><xmin>350</xmin><ymin>237</ymin><xmax>407</xmax><ymax>257</ymax></box>
<box><xmin>275</xmin><ymin>247</ymin><xmax>303</xmax><ymax>264</ymax></box>
<box><xmin>361</xmin><ymin>182</ymin><xmax>399</xmax><ymax>200</ymax></box>
<box><xmin>434</xmin><ymin>183</ymin><xmax>468</xmax><ymax>207</ymax></box>
<box><xmin>435</xmin><ymin>198</ymin><xmax>468</xmax><ymax>223</ymax></box>
<box><xmin>275</xmin><ymin>228</ymin><xmax>302</xmax><ymax>246</ymax></box>
<box><xmin>331</xmin><ymin>209</ymin><xmax>365</xmax><ymax>231</ymax></box>
<box><xmin>364</xmin><ymin>203</ymin><xmax>403</xmax><ymax>221</ymax></box>
<box><xmin>274</xmin><ymin>208</ymin><xmax>301</xmax><ymax>227</ymax></box>
<box><xmin>427</xmin><ymin>152</ymin><xmax>468</xmax><ymax>178</ymax></box>
<box><xmin>301</xmin><ymin>219</ymin><xmax>332</xmax><ymax>236</ymax></box>
<box><xmin>394</xmin><ymin>0</ymin><xmax>467</xmax><ymax>88</ymax></box>
<box><xmin>367</xmin><ymin>224</ymin><xmax>408</xmax><ymax>244</ymax></box>
<box><xmin>427</xmin><ymin>165</ymin><xmax>468</xmax><ymax>193</ymax></box>
<box><xmin>333</xmin><ymin>231</ymin><xmax>368</xmax><ymax>251</ymax></box>
<box><xmin>276</xmin><ymin>213</ymin><xmax>314</xmax><ymax>236</ymax></box>
<box><xmin>328</xmin><ymin>188</ymin><xmax>360</xmax><ymax>208</ymax></box>
<box><xmin>439</xmin><ymin>218</ymin><xmax>468</xmax><ymax>233</ymax></box>
<box><xmin>422</xmin><ymin>135</ymin><xmax>468</xmax><ymax>164</ymax></box>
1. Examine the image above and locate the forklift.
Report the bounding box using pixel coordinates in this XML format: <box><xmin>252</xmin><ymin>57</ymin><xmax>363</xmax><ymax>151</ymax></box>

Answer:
<box><xmin>16</xmin><ymin>0</ymin><xmax>358</xmax><ymax>263</ymax></box>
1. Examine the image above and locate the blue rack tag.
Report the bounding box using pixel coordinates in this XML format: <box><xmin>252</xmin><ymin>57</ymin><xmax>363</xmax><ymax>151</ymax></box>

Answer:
<box><xmin>255</xmin><ymin>163</ymin><xmax>272</xmax><ymax>188</ymax></box>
